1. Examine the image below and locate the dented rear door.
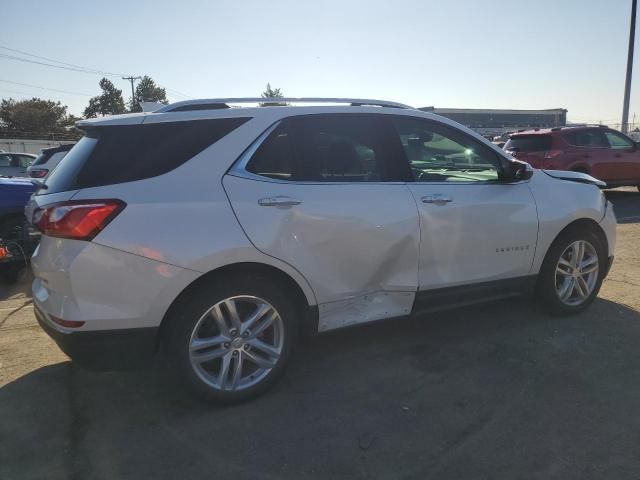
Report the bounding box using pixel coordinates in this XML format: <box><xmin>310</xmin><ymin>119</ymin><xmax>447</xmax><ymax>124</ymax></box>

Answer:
<box><xmin>223</xmin><ymin>115</ymin><xmax>420</xmax><ymax>331</ymax></box>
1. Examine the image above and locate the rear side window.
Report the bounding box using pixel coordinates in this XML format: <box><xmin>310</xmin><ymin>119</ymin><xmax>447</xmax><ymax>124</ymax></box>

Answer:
<box><xmin>246</xmin><ymin>123</ymin><xmax>295</xmax><ymax>180</ymax></box>
<box><xmin>33</xmin><ymin>152</ymin><xmax>52</xmax><ymax>166</ymax></box>
<box><xmin>564</xmin><ymin>130</ymin><xmax>608</xmax><ymax>148</ymax></box>
<box><xmin>41</xmin><ymin>118</ymin><xmax>250</xmax><ymax>195</ymax></box>
<box><xmin>297</xmin><ymin>116</ymin><xmax>389</xmax><ymax>182</ymax></box>
<box><xmin>245</xmin><ymin>115</ymin><xmax>393</xmax><ymax>182</ymax></box>
<box><xmin>504</xmin><ymin>135</ymin><xmax>551</xmax><ymax>152</ymax></box>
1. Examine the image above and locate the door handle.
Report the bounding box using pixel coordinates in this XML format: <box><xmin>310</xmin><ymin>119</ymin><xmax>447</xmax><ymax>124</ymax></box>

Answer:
<box><xmin>421</xmin><ymin>194</ymin><xmax>453</xmax><ymax>205</ymax></box>
<box><xmin>258</xmin><ymin>196</ymin><xmax>302</xmax><ymax>207</ymax></box>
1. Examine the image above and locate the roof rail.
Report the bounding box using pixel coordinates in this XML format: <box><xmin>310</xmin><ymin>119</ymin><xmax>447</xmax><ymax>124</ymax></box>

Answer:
<box><xmin>156</xmin><ymin>97</ymin><xmax>413</xmax><ymax>113</ymax></box>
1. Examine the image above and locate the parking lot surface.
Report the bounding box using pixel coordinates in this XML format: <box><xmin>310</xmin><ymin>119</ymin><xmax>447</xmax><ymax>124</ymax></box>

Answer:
<box><xmin>2</xmin><ymin>190</ymin><xmax>640</xmax><ymax>480</ymax></box>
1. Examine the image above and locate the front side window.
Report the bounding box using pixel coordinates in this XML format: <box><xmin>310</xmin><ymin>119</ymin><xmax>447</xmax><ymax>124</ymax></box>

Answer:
<box><xmin>390</xmin><ymin>117</ymin><xmax>502</xmax><ymax>182</ymax></box>
<box><xmin>604</xmin><ymin>130</ymin><xmax>634</xmax><ymax>150</ymax></box>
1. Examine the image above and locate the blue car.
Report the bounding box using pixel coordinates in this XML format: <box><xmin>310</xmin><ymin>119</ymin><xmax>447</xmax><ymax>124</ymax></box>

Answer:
<box><xmin>0</xmin><ymin>176</ymin><xmax>36</xmax><ymax>220</ymax></box>
<box><xmin>0</xmin><ymin>177</ymin><xmax>37</xmax><ymax>283</ymax></box>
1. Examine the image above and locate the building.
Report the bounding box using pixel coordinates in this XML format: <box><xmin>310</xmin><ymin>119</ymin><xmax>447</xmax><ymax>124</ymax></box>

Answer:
<box><xmin>419</xmin><ymin>107</ymin><xmax>567</xmax><ymax>136</ymax></box>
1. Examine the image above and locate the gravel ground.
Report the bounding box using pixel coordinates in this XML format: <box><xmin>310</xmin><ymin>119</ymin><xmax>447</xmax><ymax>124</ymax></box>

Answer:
<box><xmin>1</xmin><ymin>189</ymin><xmax>639</xmax><ymax>480</ymax></box>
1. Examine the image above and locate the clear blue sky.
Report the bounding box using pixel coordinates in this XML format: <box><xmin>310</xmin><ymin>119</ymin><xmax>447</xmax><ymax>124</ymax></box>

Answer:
<box><xmin>2</xmin><ymin>0</ymin><xmax>638</xmax><ymax>124</ymax></box>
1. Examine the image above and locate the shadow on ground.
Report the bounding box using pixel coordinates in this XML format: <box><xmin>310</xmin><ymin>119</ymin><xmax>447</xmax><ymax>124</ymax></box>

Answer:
<box><xmin>3</xmin><ymin>298</ymin><xmax>640</xmax><ymax>480</ymax></box>
<box><xmin>605</xmin><ymin>189</ymin><xmax>640</xmax><ymax>224</ymax></box>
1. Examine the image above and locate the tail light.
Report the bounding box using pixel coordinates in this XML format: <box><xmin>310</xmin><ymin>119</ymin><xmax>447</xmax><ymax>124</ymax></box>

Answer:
<box><xmin>543</xmin><ymin>150</ymin><xmax>564</xmax><ymax>159</ymax></box>
<box><xmin>29</xmin><ymin>168</ymin><xmax>49</xmax><ymax>178</ymax></box>
<box><xmin>33</xmin><ymin>199</ymin><xmax>125</xmax><ymax>241</ymax></box>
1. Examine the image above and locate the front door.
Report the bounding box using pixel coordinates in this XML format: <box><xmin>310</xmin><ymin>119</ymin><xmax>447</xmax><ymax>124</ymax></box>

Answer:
<box><xmin>602</xmin><ymin>129</ymin><xmax>640</xmax><ymax>183</ymax></box>
<box><xmin>223</xmin><ymin>115</ymin><xmax>420</xmax><ymax>331</ymax></box>
<box><xmin>385</xmin><ymin>116</ymin><xmax>539</xmax><ymax>292</ymax></box>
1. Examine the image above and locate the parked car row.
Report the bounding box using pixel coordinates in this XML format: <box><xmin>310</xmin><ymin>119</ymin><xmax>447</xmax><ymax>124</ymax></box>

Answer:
<box><xmin>0</xmin><ymin>144</ymin><xmax>73</xmax><ymax>179</ymax></box>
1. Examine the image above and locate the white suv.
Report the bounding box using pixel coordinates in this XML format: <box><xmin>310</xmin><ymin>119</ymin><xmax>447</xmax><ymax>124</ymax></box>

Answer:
<box><xmin>27</xmin><ymin>98</ymin><xmax>616</xmax><ymax>403</ymax></box>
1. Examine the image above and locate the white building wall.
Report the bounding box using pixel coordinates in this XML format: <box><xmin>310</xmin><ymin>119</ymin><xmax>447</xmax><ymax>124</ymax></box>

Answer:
<box><xmin>0</xmin><ymin>139</ymin><xmax>72</xmax><ymax>154</ymax></box>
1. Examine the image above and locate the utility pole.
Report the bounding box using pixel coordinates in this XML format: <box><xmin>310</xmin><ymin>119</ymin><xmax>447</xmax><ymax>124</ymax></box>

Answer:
<box><xmin>622</xmin><ymin>0</ymin><xmax>637</xmax><ymax>134</ymax></box>
<box><xmin>122</xmin><ymin>75</ymin><xmax>141</xmax><ymax>109</ymax></box>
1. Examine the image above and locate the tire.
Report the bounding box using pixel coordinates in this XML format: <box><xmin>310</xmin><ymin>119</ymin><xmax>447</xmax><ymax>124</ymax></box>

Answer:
<box><xmin>163</xmin><ymin>273</ymin><xmax>298</xmax><ymax>404</ymax></box>
<box><xmin>536</xmin><ymin>226</ymin><xmax>607</xmax><ymax>315</ymax></box>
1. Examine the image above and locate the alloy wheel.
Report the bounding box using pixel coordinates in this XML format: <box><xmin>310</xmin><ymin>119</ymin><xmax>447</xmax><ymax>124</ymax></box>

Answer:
<box><xmin>188</xmin><ymin>295</ymin><xmax>284</xmax><ymax>391</ymax></box>
<box><xmin>555</xmin><ymin>240</ymin><xmax>599</xmax><ymax>306</ymax></box>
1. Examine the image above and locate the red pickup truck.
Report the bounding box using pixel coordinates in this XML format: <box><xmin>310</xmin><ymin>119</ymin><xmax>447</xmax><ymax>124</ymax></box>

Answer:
<box><xmin>504</xmin><ymin>126</ymin><xmax>640</xmax><ymax>190</ymax></box>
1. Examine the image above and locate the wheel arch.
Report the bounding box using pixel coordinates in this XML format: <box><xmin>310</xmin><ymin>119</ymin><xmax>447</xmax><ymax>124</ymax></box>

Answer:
<box><xmin>159</xmin><ymin>262</ymin><xmax>319</xmax><ymax>344</ymax></box>
<box><xmin>542</xmin><ymin>217</ymin><xmax>608</xmax><ymax>264</ymax></box>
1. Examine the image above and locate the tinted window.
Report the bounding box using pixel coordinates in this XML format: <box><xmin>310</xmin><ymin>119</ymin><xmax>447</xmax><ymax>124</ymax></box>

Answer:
<box><xmin>246</xmin><ymin>116</ymin><xmax>392</xmax><ymax>182</ymax></box>
<box><xmin>246</xmin><ymin>124</ymin><xmax>295</xmax><ymax>180</ymax></box>
<box><xmin>0</xmin><ymin>154</ymin><xmax>12</xmax><ymax>167</ymax></box>
<box><xmin>297</xmin><ymin>116</ymin><xmax>389</xmax><ymax>182</ymax></box>
<box><xmin>391</xmin><ymin>117</ymin><xmax>502</xmax><ymax>182</ymax></box>
<box><xmin>565</xmin><ymin>130</ymin><xmax>608</xmax><ymax>147</ymax></box>
<box><xmin>504</xmin><ymin>135</ymin><xmax>551</xmax><ymax>152</ymax></box>
<box><xmin>41</xmin><ymin>118</ymin><xmax>250</xmax><ymax>195</ymax></box>
<box><xmin>33</xmin><ymin>152</ymin><xmax>52</xmax><ymax>166</ymax></box>
<box><xmin>604</xmin><ymin>130</ymin><xmax>634</xmax><ymax>149</ymax></box>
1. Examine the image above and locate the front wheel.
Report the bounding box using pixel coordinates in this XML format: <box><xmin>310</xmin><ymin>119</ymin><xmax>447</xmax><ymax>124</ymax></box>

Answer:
<box><xmin>536</xmin><ymin>227</ymin><xmax>607</xmax><ymax>314</ymax></box>
<box><xmin>164</xmin><ymin>274</ymin><xmax>297</xmax><ymax>404</ymax></box>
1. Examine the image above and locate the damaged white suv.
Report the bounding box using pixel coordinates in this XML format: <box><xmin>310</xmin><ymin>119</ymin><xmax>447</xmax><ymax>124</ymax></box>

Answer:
<box><xmin>28</xmin><ymin>98</ymin><xmax>616</xmax><ymax>403</ymax></box>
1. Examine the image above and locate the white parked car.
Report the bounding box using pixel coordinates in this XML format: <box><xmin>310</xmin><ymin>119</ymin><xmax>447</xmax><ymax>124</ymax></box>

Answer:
<box><xmin>27</xmin><ymin>144</ymin><xmax>74</xmax><ymax>179</ymax></box>
<box><xmin>27</xmin><ymin>98</ymin><xmax>616</xmax><ymax>403</ymax></box>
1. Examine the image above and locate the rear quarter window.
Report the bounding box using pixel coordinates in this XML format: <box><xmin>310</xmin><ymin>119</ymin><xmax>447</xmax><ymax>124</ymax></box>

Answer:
<box><xmin>504</xmin><ymin>135</ymin><xmax>552</xmax><ymax>152</ymax></box>
<box><xmin>41</xmin><ymin>117</ymin><xmax>250</xmax><ymax>195</ymax></box>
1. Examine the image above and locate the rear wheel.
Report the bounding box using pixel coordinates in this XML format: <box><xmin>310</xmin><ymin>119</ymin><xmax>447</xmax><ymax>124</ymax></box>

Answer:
<box><xmin>164</xmin><ymin>274</ymin><xmax>297</xmax><ymax>404</ymax></box>
<box><xmin>536</xmin><ymin>227</ymin><xmax>606</xmax><ymax>314</ymax></box>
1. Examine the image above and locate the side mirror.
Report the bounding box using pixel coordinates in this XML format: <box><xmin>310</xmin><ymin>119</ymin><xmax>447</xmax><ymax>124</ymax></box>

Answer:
<box><xmin>508</xmin><ymin>160</ymin><xmax>533</xmax><ymax>182</ymax></box>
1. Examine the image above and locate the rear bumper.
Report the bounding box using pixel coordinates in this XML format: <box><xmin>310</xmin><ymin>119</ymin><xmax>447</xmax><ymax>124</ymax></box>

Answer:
<box><xmin>34</xmin><ymin>303</ymin><xmax>158</xmax><ymax>370</ymax></box>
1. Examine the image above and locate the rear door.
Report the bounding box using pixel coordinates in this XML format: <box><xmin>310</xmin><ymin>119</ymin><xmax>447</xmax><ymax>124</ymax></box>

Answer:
<box><xmin>565</xmin><ymin>129</ymin><xmax>615</xmax><ymax>181</ymax></box>
<box><xmin>223</xmin><ymin>115</ymin><xmax>420</xmax><ymax>331</ymax></box>
<box><xmin>386</xmin><ymin>116</ymin><xmax>539</xmax><ymax>294</ymax></box>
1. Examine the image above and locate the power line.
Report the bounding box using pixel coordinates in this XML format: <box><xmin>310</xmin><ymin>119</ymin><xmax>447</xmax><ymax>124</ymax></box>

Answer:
<box><xmin>0</xmin><ymin>44</ymin><xmax>127</xmax><ymax>77</ymax></box>
<box><xmin>0</xmin><ymin>44</ymin><xmax>194</xmax><ymax>101</ymax></box>
<box><xmin>0</xmin><ymin>79</ymin><xmax>92</xmax><ymax>97</ymax></box>
<box><xmin>0</xmin><ymin>53</ymin><xmax>118</xmax><ymax>76</ymax></box>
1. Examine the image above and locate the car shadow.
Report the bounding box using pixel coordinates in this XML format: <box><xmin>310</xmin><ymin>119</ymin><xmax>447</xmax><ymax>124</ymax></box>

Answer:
<box><xmin>0</xmin><ymin>267</ymin><xmax>33</xmax><ymax>302</ymax></box>
<box><xmin>605</xmin><ymin>188</ymin><xmax>640</xmax><ymax>224</ymax></box>
<box><xmin>3</xmin><ymin>298</ymin><xmax>640</xmax><ymax>479</ymax></box>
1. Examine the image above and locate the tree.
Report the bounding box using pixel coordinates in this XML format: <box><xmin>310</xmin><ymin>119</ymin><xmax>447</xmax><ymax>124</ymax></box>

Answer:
<box><xmin>260</xmin><ymin>83</ymin><xmax>287</xmax><ymax>107</ymax></box>
<box><xmin>129</xmin><ymin>75</ymin><xmax>168</xmax><ymax>112</ymax></box>
<box><xmin>83</xmin><ymin>78</ymin><xmax>126</xmax><ymax>118</ymax></box>
<box><xmin>0</xmin><ymin>97</ymin><xmax>70</xmax><ymax>133</ymax></box>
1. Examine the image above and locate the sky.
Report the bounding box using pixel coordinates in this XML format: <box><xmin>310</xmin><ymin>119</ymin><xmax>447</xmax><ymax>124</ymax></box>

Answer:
<box><xmin>1</xmin><ymin>0</ymin><xmax>638</xmax><ymax>124</ymax></box>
